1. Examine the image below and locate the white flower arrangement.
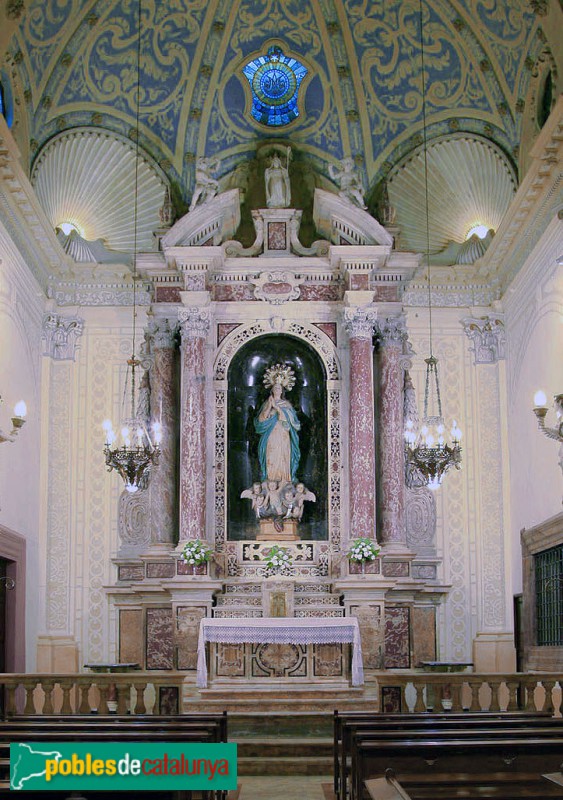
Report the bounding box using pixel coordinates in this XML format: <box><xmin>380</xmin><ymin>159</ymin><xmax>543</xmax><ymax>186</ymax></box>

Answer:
<box><xmin>264</xmin><ymin>544</ymin><xmax>293</xmax><ymax>575</ymax></box>
<box><xmin>180</xmin><ymin>538</ymin><xmax>213</xmax><ymax>567</ymax></box>
<box><xmin>347</xmin><ymin>537</ymin><xmax>380</xmax><ymax>563</ymax></box>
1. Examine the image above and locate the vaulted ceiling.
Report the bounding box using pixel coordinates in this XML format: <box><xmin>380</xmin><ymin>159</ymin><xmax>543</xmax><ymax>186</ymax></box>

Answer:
<box><xmin>1</xmin><ymin>0</ymin><xmax>560</xmax><ymax>259</ymax></box>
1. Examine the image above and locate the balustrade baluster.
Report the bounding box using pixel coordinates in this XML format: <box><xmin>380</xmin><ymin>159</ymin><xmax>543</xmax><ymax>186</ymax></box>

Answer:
<box><xmin>78</xmin><ymin>681</ymin><xmax>91</xmax><ymax>714</ymax></box>
<box><xmin>450</xmin><ymin>681</ymin><xmax>462</xmax><ymax>712</ymax></box>
<box><xmin>488</xmin><ymin>680</ymin><xmax>501</xmax><ymax>712</ymax></box>
<box><xmin>116</xmin><ymin>682</ymin><xmax>130</xmax><ymax>715</ymax></box>
<box><xmin>133</xmin><ymin>682</ymin><xmax>147</xmax><ymax>715</ymax></box>
<box><xmin>413</xmin><ymin>682</ymin><xmax>426</xmax><ymax>712</ymax></box>
<box><xmin>4</xmin><ymin>682</ymin><xmax>16</xmax><ymax>716</ymax></box>
<box><xmin>525</xmin><ymin>678</ymin><xmax>538</xmax><ymax>712</ymax></box>
<box><xmin>468</xmin><ymin>680</ymin><xmax>482</xmax><ymax>712</ymax></box>
<box><xmin>98</xmin><ymin>684</ymin><xmax>109</xmax><ymax>715</ymax></box>
<box><xmin>540</xmin><ymin>680</ymin><xmax>555</xmax><ymax>714</ymax></box>
<box><xmin>506</xmin><ymin>680</ymin><xmax>519</xmax><ymax>711</ymax></box>
<box><xmin>42</xmin><ymin>681</ymin><xmax>55</xmax><ymax>715</ymax></box>
<box><xmin>22</xmin><ymin>680</ymin><xmax>37</xmax><ymax>715</ymax></box>
<box><xmin>60</xmin><ymin>680</ymin><xmax>73</xmax><ymax>714</ymax></box>
<box><xmin>400</xmin><ymin>684</ymin><xmax>408</xmax><ymax>714</ymax></box>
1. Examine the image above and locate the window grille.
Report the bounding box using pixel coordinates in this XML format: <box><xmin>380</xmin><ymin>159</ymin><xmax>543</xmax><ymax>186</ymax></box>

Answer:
<box><xmin>535</xmin><ymin>544</ymin><xmax>563</xmax><ymax>646</ymax></box>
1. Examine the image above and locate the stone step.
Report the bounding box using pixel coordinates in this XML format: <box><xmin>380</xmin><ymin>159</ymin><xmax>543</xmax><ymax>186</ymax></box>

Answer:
<box><xmin>235</xmin><ymin>738</ymin><xmax>332</xmax><ymax>759</ymax></box>
<box><xmin>229</xmin><ymin>713</ymin><xmax>334</xmax><ymax>739</ymax></box>
<box><xmin>188</xmin><ymin>685</ymin><xmax>377</xmax><ymax>714</ymax></box>
<box><xmin>216</xmin><ymin>596</ymin><xmax>262</xmax><ymax>606</ymax></box>
<box><xmin>213</xmin><ymin>609</ymin><xmax>263</xmax><ymax>618</ymax></box>
<box><xmin>294</xmin><ymin>595</ymin><xmax>341</xmax><ymax>605</ymax></box>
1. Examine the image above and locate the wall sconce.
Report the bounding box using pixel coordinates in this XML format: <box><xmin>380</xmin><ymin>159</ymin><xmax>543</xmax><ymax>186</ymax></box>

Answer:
<box><xmin>0</xmin><ymin>397</ymin><xmax>27</xmax><ymax>444</ymax></box>
<box><xmin>533</xmin><ymin>390</ymin><xmax>563</xmax><ymax>473</ymax></box>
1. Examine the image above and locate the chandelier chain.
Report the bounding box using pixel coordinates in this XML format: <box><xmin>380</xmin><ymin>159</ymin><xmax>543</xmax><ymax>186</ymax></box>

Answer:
<box><xmin>418</xmin><ymin>0</ymin><xmax>433</xmax><ymax>359</ymax></box>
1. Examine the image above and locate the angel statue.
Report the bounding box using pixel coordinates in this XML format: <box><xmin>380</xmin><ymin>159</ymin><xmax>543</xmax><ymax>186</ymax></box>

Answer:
<box><xmin>189</xmin><ymin>156</ymin><xmax>220</xmax><ymax>211</ymax></box>
<box><xmin>328</xmin><ymin>157</ymin><xmax>367</xmax><ymax>209</ymax></box>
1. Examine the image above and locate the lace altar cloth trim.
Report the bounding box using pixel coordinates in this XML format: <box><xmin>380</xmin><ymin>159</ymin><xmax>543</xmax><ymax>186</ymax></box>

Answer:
<box><xmin>197</xmin><ymin>616</ymin><xmax>364</xmax><ymax>688</ymax></box>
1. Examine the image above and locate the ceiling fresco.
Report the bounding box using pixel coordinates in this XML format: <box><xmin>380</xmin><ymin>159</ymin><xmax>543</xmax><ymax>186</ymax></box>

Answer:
<box><xmin>1</xmin><ymin>0</ymin><xmax>557</xmax><ymax>258</ymax></box>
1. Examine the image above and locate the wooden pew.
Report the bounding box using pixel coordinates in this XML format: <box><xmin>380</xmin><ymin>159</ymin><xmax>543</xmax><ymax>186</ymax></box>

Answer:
<box><xmin>351</xmin><ymin>736</ymin><xmax>563</xmax><ymax>800</ymax></box>
<box><xmin>334</xmin><ymin>711</ymin><xmax>555</xmax><ymax>800</ymax></box>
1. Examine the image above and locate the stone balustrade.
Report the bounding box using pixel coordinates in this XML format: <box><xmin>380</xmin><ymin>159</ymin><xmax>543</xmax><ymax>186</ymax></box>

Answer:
<box><xmin>0</xmin><ymin>672</ymin><xmax>561</xmax><ymax>717</ymax></box>
<box><xmin>0</xmin><ymin>672</ymin><xmax>185</xmax><ymax>716</ymax></box>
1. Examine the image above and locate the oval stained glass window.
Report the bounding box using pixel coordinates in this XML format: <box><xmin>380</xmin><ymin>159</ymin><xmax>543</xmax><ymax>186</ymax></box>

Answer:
<box><xmin>243</xmin><ymin>46</ymin><xmax>307</xmax><ymax>127</ymax></box>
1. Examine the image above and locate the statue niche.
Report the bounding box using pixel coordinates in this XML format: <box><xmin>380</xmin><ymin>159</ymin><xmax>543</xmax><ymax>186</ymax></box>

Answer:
<box><xmin>241</xmin><ymin>363</ymin><xmax>315</xmax><ymax>540</ymax></box>
<box><xmin>227</xmin><ymin>335</ymin><xmax>327</xmax><ymax>542</ymax></box>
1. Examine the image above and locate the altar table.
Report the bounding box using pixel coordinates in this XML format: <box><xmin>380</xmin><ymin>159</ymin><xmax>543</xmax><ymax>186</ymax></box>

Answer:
<box><xmin>197</xmin><ymin>616</ymin><xmax>364</xmax><ymax>688</ymax></box>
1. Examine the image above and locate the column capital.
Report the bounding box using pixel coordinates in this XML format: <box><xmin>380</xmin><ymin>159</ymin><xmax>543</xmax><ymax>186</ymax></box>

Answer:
<box><xmin>42</xmin><ymin>312</ymin><xmax>84</xmax><ymax>361</ymax></box>
<box><xmin>178</xmin><ymin>306</ymin><xmax>211</xmax><ymax>340</ymax></box>
<box><xmin>461</xmin><ymin>314</ymin><xmax>506</xmax><ymax>364</ymax></box>
<box><xmin>343</xmin><ymin>307</ymin><xmax>377</xmax><ymax>340</ymax></box>
<box><xmin>146</xmin><ymin>317</ymin><xmax>178</xmax><ymax>349</ymax></box>
<box><xmin>374</xmin><ymin>314</ymin><xmax>408</xmax><ymax>346</ymax></box>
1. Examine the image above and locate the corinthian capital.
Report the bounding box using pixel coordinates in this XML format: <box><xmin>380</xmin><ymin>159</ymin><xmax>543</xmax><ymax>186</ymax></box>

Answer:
<box><xmin>178</xmin><ymin>306</ymin><xmax>211</xmax><ymax>340</ymax></box>
<box><xmin>374</xmin><ymin>314</ymin><xmax>408</xmax><ymax>346</ymax></box>
<box><xmin>146</xmin><ymin>317</ymin><xmax>178</xmax><ymax>349</ymax></box>
<box><xmin>343</xmin><ymin>307</ymin><xmax>377</xmax><ymax>340</ymax></box>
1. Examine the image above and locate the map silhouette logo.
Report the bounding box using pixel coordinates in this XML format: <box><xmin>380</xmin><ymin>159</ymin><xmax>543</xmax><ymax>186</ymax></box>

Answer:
<box><xmin>10</xmin><ymin>742</ymin><xmax>63</xmax><ymax>790</ymax></box>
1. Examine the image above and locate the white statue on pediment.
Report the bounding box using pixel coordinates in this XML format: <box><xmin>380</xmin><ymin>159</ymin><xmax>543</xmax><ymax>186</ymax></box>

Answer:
<box><xmin>265</xmin><ymin>147</ymin><xmax>292</xmax><ymax>208</ymax></box>
<box><xmin>329</xmin><ymin>157</ymin><xmax>367</xmax><ymax>209</ymax></box>
<box><xmin>189</xmin><ymin>156</ymin><xmax>220</xmax><ymax>211</ymax></box>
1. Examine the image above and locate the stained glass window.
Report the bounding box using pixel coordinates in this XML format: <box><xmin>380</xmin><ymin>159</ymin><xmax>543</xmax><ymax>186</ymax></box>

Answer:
<box><xmin>243</xmin><ymin>46</ymin><xmax>307</xmax><ymax>127</ymax></box>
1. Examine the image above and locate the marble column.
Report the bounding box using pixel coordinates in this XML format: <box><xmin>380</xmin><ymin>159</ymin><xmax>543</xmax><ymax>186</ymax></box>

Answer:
<box><xmin>344</xmin><ymin>308</ymin><xmax>378</xmax><ymax>540</ymax></box>
<box><xmin>147</xmin><ymin>318</ymin><xmax>178</xmax><ymax>548</ymax></box>
<box><xmin>376</xmin><ymin>315</ymin><xmax>409</xmax><ymax>550</ymax></box>
<box><xmin>178</xmin><ymin>307</ymin><xmax>210</xmax><ymax>543</ymax></box>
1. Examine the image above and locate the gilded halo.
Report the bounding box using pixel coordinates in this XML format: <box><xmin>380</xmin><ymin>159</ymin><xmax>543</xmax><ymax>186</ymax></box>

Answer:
<box><xmin>263</xmin><ymin>363</ymin><xmax>296</xmax><ymax>390</ymax></box>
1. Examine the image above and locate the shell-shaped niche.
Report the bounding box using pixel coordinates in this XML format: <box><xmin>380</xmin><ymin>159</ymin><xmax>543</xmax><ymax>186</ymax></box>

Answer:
<box><xmin>387</xmin><ymin>134</ymin><xmax>516</xmax><ymax>257</ymax></box>
<box><xmin>31</xmin><ymin>128</ymin><xmax>168</xmax><ymax>253</ymax></box>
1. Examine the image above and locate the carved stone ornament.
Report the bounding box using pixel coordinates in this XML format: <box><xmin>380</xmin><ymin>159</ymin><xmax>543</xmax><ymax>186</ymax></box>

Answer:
<box><xmin>461</xmin><ymin>315</ymin><xmax>506</xmax><ymax>364</ymax></box>
<box><xmin>253</xmin><ymin>271</ymin><xmax>301</xmax><ymax>304</ymax></box>
<box><xmin>343</xmin><ymin>307</ymin><xmax>377</xmax><ymax>339</ymax></box>
<box><xmin>405</xmin><ymin>487</ymin><xmax>437</xmax><ymax>551</ymax></box>
<box><xmin>178</xmin><ymin>306</ymin><xmax>211</xmax><ymax>339</ymax></box>
<box><xmin>146</xmin><ymin>317</ymin><xmax>177</xmax><ymax>349</ymax></box>
<box><xmin>42</xmin><ymin>312</ymin><xmax>84</xmax><ymax>361</ymax></box>
<box><xmin>374</xmin><ymin>315</ymin><xmax>407</xmax><ymax>346</ymax></box>
<box><xmin>118</xmin><ymin>488</ymin><xmax>150</xmax><ymax>550</ymax></box>
<box><xmin>529</xmin><ymin>0</ymin><xmax>549</xmax><ymax>15</ymax></box>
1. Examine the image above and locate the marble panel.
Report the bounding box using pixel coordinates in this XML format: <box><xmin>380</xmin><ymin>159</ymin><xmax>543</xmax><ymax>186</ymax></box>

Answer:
<box><xmin>382</xmin><ymin>561</ymin><xmax>409</xmax><ymax>577</ymax></box>
<box><xmin>412</xmin><ymin>564</ymin><xmax>437</xmax><ymax>580</ymax></box>
<box><xmin>177</xmin><ymin>560</ymin><xmax>207</xmax><ymax>576</ymax></box>
<box><xmin>118</xmin><ymin>565</ymin><xmax>145</xmax><ymax>582</ymax></box>
<box><xmin>299</xmin><ymin>284</ymin><xmax>342</xmax><ymax>301</ymax></box>
<box><xmin>268</xmin><ymin>221</ymin><xmax>287</xmax><ymax>250</ymax></box>
<box><xmin>146</xmin><ymin>562</ymin><xmax>175</xmax><ymax>579</ymax></box>
<box><xmin>372</xmin><ymin>285</ymin><xmax>399</xmax><ymax>301</ymax></box>
<box><xmin>176</xmin><ymin>606</ymin><xmax>206</xmax><ymax>670</ymax></box>
<box><xmin>312</xmin><ymin>322</ymin><xmax>337</xmax><ymax>345</ymax></box>
<box><xmin>313</xmin><ymin>644</ymin><xmax>343</xmax><ymax>677</ymax></box>
<box><xmin>349</xmin><ymin>559</ymin><xmax>380</xmax><ymax>575</ymax></box>
<box><xmin>158</xmin><ymin>686</ymin><xmax>179</xmax><ymax>714</ymax></box>
<box><xmin>350</xmin><ymin>603</ymin><xmax>384</xmax><ymax>669</ymax></box>
<box><xmin>215</xmin><ymin>643</ymin><xmax>246</xmax><ymax>677</ymax></box>
<box><xmin>119</xmin><ymin>609</ymin><xmax>144</xmax><ymax>665</ymax></box>
<box><xmin>155</xmin><ymin>286</ymin><xmax>182</xmax><ymax>303</ymax></box>
<box><xmin>412</xmin><ymin>606</ymin><xmax>437</xmax><ymax>666</ymax></box>
<box><xmin>185</xmin><ymin>274</ymin><xmax>206</xmax><ymax>290</ymax></box>
<box><xmin>212</xmin><ymin>284</ymin><xmax>255</xmax><ymax>302</ymax></box>
<box><xmin>146</xmin><ymin>608</ymin><xmax>174</xmax><ymax>670</ymax></box>
<box><xmin>349</xmin><ymin>274</ymin><xmax>369</xmax><ymax>290</ymax></box>
<box><xmin>217</xmin><ymin>323</ymin><xmax>241</xmax><ymax>345</ymax></box>
<box><xmin>380</xmin><ymin>686</ymin><xmax>402</xmax><ymax>713</ymax></box>
<box><xmin>384</xmin><ymin>606</ymin><xmax>410</xmax><ymax>669</ymax></box>
<box><xmin>252</xmin><ymin>643</ymin><xmax>307</xmax><ymax>678</ymax></box>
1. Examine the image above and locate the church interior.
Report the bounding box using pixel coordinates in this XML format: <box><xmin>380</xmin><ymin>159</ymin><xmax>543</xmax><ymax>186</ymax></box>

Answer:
<box><xmin>0</xmin><ymin>0</ymin><xmax>562</xmax><ymax>797</ymax></box>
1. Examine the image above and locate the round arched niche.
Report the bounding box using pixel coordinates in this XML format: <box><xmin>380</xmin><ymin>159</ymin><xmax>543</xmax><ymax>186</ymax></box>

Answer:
<box><xmin>227</xmin><ymin>333</ymin><xmax>327</xmax><ymax>541</ymax></box>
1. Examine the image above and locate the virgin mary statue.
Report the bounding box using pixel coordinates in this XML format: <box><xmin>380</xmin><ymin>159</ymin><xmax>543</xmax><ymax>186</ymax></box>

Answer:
<box><xmin>254</xmin><ymin>364</ymin><xmax>300</xmax><ymax>484</ymax></box>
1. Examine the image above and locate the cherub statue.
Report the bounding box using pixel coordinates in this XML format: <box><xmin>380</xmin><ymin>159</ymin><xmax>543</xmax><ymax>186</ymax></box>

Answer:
<box><xmin>189</xmin><ymin>156</ymin><xmax>220</xmax><ymax>211</ymax></box>
<box><xmin>240</xmin><ymin>482</ymin><xmax>265</xmax><ymax>519</ymax></box>
<box><xmin>283</xmin><ymin>482</ymin><xmax>316</xmax><ymax>521</ymax></box>
<box><xmin>264</xmin><ymin>479</ymin><xmax>284</xmax><ymax>516</ymax></box>
<box><xmin>328</xmin><ymin>157</ymin><xmax>367</xmax><ymax>209</ymax></box>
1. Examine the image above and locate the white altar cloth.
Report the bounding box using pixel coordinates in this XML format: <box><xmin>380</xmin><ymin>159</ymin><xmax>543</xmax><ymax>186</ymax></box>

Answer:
<box><xmin>197</xmin><ymin>616</ymin><xmax>364</xmax><ymax>688</ymax></box>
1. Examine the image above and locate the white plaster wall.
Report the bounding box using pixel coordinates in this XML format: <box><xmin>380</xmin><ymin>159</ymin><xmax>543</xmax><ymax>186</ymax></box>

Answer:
<box><xmin>503</xmin><ymin>215</ymin><xmax>563</xmax><ymax>593</ymax></box>
<box><xmin>406</xmin><ymin>304</ymin><xmax>512</xmax><ymax>665</ymax></box>
<box><xmin>0</xmin><ymin>225</ymin><xmax>44</xmax><ymax>669</ymax></box>
<box><xmin>41</xmin><ymin>304</ymin><xmax>149</xmax><ymax>667</ymax></box>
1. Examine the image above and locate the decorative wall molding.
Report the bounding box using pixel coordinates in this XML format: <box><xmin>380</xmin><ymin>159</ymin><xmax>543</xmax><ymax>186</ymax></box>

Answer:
<box><xmin>42</xmin><ymin>312</ymin><xmax>84</xmax><ymax>361</ymax></box>
<box><xmin>461</xmin><ymin>315</ymin><xmax>506</xmax><ymax>364</ymax></box>
<box><xmin>252</xmin><ymin>270</ymin><xmax>301</xmax><ymax>304</ymax></box>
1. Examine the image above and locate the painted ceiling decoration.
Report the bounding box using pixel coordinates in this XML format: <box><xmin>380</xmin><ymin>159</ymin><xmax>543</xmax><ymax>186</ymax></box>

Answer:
<box><xmin>3</xmin><ymin>0</ymin><xmax>553</xmax><ymax>265</ymax></box>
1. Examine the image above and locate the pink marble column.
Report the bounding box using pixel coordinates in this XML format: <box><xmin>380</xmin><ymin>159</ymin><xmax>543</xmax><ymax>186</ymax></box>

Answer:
<box><xmin>178</xmin><ymin>307</ymin><xmax>210</xmax><ymax>543</ymax></box>
<box><xmin>148</xmin><ymin>319</ymin><xmax>178</xmax><ymax>547</ymax></box>
<box><xmin>376</xmin><ymin>316</ymin><xmax>408</xmax><ymax>549</ymax></box>
<box><xmin>345</xmin><ymin>309</ymin><xmax>377</xmax><ymax>540</ymax></box>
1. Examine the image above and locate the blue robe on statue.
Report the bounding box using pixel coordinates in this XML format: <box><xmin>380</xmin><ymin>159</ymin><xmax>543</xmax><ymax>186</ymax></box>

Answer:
<box><xmin>254</xmin><ymin>398</ymin><xmax>301</xmax><ymax>484</ymax></box>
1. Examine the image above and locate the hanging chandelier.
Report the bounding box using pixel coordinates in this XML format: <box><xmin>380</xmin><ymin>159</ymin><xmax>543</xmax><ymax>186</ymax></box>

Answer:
<box><xmin>403</xmin><ymin>0</ymin><xmax>463</xmax><ymax>491</ymax></box>
<box><xmin>102</xmin><ymin>0</ymin><xmax>161</xmax><ymax>493</ymax></box>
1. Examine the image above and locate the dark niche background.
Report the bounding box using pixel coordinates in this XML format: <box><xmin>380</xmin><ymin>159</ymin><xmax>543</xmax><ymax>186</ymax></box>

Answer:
<box><xmin>227</xmin><ymin>334</ymin><xmax>328</xmax><ymax>541</ymax></box>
